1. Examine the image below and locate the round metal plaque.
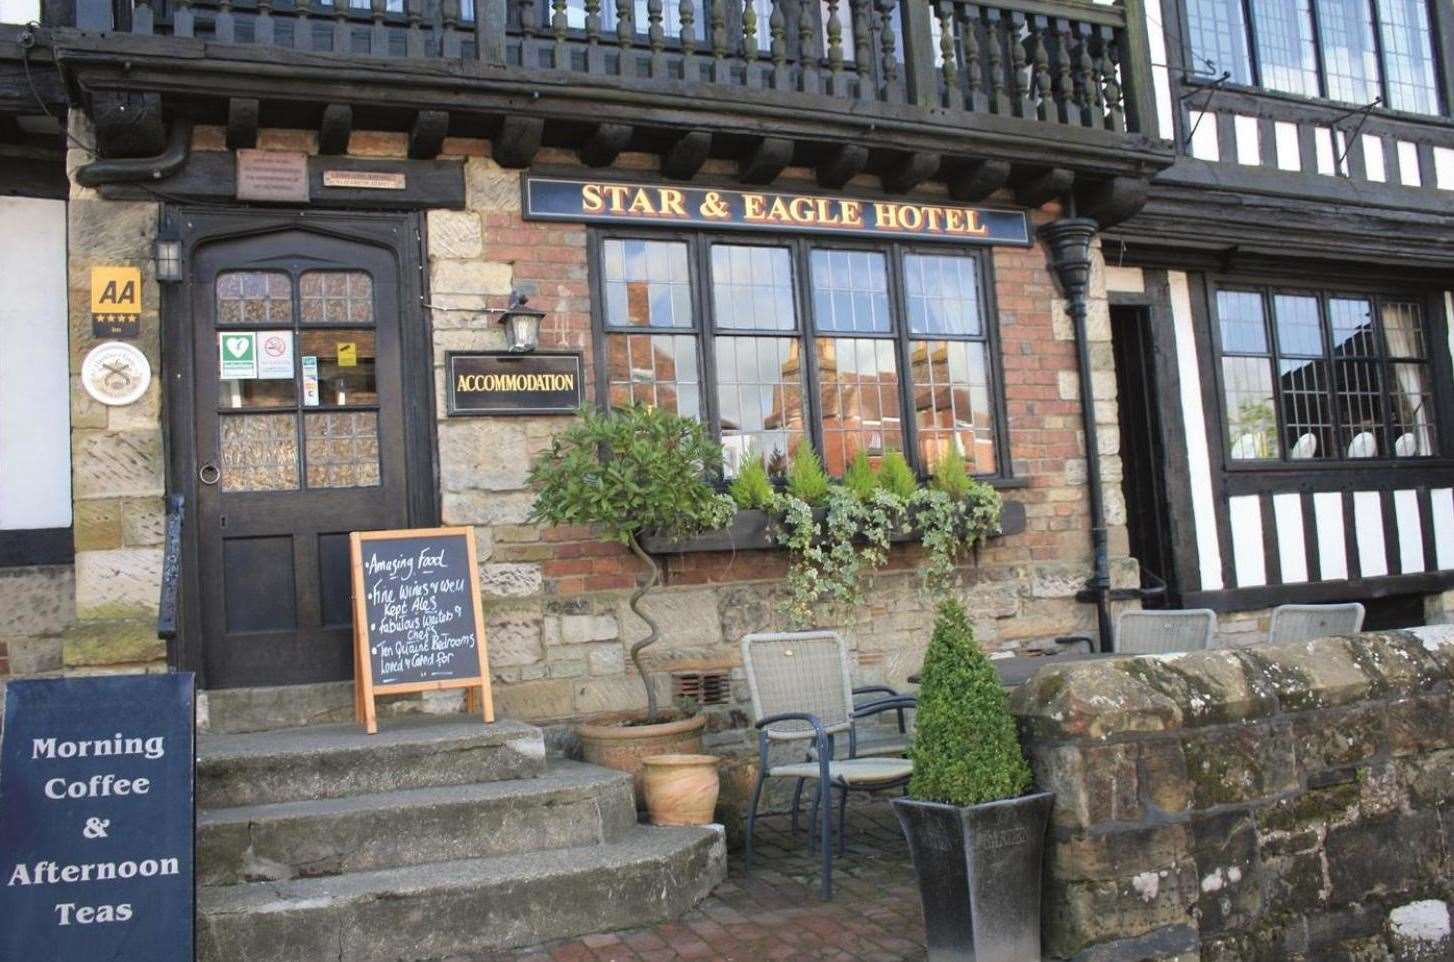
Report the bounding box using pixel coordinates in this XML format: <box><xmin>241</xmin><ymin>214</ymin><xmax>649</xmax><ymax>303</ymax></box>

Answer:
<box><xmin>81</xmin><ymin>341</ymin><xmax>152</xmax><ymax>406</ymax></box>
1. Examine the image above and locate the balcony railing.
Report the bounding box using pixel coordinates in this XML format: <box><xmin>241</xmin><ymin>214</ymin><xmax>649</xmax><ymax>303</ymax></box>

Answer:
<box><xmin>70</xmin><ymin>0</ymin><xmax>1153</xmax><ymax>136</ymax></box>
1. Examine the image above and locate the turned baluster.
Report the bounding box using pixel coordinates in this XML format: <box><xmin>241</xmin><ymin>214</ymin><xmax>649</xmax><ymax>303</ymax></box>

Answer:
<box><xmin>403</xmin><ymin>0</ymin><xmax>422</xmax><ymax>56</ymax></box>
<box><xmin>739</xmin><ymin>0</ymin><xmax>757</xmax><ymax>84</ymax></box>
<box><xmin>584</xmin><ymin>0</ymin><xmax>604</xmax><ymax>72</ymax></box>
<box><xmin>441</xmin><ymin>0</ymin><xmax>462</xmax><ymax>58</ymax></box>
<box><xmin>824</xmin><ymin>0</ymin><xmax>844</xmax><ymax>94</ymax></box>
<box><xmin>1053</xmin><ymin>18</ymin><xmax>1074</xmax><ymax>123</ymax></box>
<box><xmin>984</xmin><ymin>7</ymin><xmax>1007</xmax><ymax>113</ymax></box>
<box><xmin>131</xmin><ymin>0</ymin><xmax>155</xmax><ymax>34</ymax></box>
<box><xmin>330</xmin><ymin>0</ymin><xmax>350</xmax><ymax>53</ymax></box>
<box><xmin>616</xmin><ymin>0</ymin><xmax>634</xmax><ymax>72</ymax></box>
<box><xmin>519</xmin><ymin>0</ymin><xmax>538</xmax><ymax>65</ymax></box>
<box><xmin>935</xmin><ymin>0</ymin><xmax>959</xmax><ymax>109</ymax></box>
<box><xmin>960</xmin><ymin>3</ymin><xmax>983</xmax><ymax>111</ymax></box>
<box><xmin>1029</xmin><ymin>16</ymin><xmax>1051</xmax><ymax>120</ymax></box>
<box><xmin>876</xmin><ymin>0</ymin><xmax>900</xmax><ymax>102</ymax></box>
<box><xmin>646</xmin><ymin>0</ymin><xmax>665</xmax><ymax>76</ymax></box>
<box><xmin>850</xmin><ymin>0</ymin><xmax>870</xmax><ymax>99</ymax></box>
<box><xmin>369</xmin><ymin>0</ymin><xmax>389</xmax><ymax>55</ymax></box>
<box><xmin>1101</xmin><ymin>27</ymin><xmax>1124</xmax><ymax>131</ymax></box>
<box><xmin>797</xmin><ymin>0</ymin><xmax>819</xmax><ymax>94</ymax></box>
<box><xmin>709</xmin><ymin>0</ymin><xmax>727</xmax><ymax>79</ymax></box>
<box><xmin>552</xmin><ymin>0</ymin><xmax>569</xmax><ymax>67</ymax></box>
<box><xmin>680</xmin><ymin>0</ymin><xmax>698</xmax><ymax>81</ymax></box>
<box><xmin>1008</xmin><ymin>10</ymin><xmax>1029</xmax><ymax>117</ymax></box>
<box><xmin>769</xmin><ymin>0</ymin><xmax>788</xmax><ymax>87</ymax></box>
<box><xmin>173</xmin><ymin>0</ymin><xmax>194</xmax><ymax>36</ymax></box>
<box><xmin>215</xmin><ymin>0</ymin><xmax>236</xmax><ymax>43</ymax></box>
<box><xmin>1072</xmin><ymin>21</ymin><xmax>1094</xmax><ymax>125</ymax></box>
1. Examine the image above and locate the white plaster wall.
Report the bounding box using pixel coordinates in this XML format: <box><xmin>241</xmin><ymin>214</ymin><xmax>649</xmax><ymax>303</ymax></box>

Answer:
<box><xmin>0</xmin><ymin>0</ymin><xmax>39</xmax><ymax>23</ymax></box>
<box><xmin>0</xmin><ymin>197</ymin><xmax>71</xmax><ymax>529</ymax></box>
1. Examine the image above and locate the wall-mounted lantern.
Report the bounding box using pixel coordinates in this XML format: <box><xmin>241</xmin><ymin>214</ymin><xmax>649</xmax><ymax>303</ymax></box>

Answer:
<box><xmin>154</xmin><ymin>220</ymin><xmax>183</xmax><ymax>283</ymax></box>
<box><xmin>500</xmin><ymin>292</ymin><xmax>545</xmax><ymax>353</ymax></box>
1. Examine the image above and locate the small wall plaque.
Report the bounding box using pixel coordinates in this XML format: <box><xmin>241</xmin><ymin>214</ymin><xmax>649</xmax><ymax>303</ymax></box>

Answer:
<box><xmin>81</xmin><ymin>341</ymin><xmax>152</xmax><ymax>406</ymax></box>
<box><xmin>236</xmin><ymin>149</ymin><xmax>309</xmax><ymax>203</ymax></box>
<box><xmin>90</xmin><ymin>266</ymin><xmax>142</xmax><ymax>337</ymax></box>
<box><xmin>323</xmin><ymin>170</ymin><xmax>407</xmax><ymax>190</ymax></box>
<box><xmin>447</xmin><ymin>352</ymin><xmax>583</xmax><ymax>416</ymax></box>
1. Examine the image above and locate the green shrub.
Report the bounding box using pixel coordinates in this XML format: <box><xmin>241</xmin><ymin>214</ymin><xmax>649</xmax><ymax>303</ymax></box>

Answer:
<box><xmin>908</xmin><ymin>600</ymin><xmax>1032</xmax><ymax>806</ymax></box>
<box><xmin>842</xmin><ymin>450</ymin><xmax>878</xmax><ymax>501</ymax></box>
<box><xmin>729</xmin><ymin>457</ymin><xmax>775</xmax><ymax>511</ymax></box>
<box><xmin>785</xmin><ymin>443</ymin><xmax>831</xmax><ymax>505</ymax></box>
<box><xmin>930</xmin><ymin>447</ymin><xmax>972</xmax><ymax>500</ymax></box>
<box><xmin>876</xmin><ymin>450</ymin><xmax>919</xmax><ymax>500</ymax></box>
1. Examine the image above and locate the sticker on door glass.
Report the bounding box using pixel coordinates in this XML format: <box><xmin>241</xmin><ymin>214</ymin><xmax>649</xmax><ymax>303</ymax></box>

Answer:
<box><xmin>219</xmin><ymin>332</ymin><xmax>258</xmax><ymax>379</ymax></box>
<box><xmin>257</xmin><ymin>331</ymin><xmax>295</xmax><ymax>380</ymax></box>
<box><xmin>337</xmin><ymin>342</ymin><xmax>358</xmax><ymax>367</ymax></box>
<box><xmin>302</xmin><ymin>355</ymin><xmax>320</xmax><ymax>406</ymax></box>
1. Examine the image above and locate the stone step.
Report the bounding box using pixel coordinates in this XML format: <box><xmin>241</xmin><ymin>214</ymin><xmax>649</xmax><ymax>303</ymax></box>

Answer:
<box><xmin>197</xmin><ymin>826</ymin><xmax>727</xmax><ymax>962</ymax></box>
<box><xmin>197</xmin><ymin>761</ymin><xmax>636</xmax><ymax>886</ymax></box>
<box><xmin>198</xmin><ymin>681</ymin><xmax>464</xmax><ymax>734</ymax></box>
<box><xmin>198</xmin><ymin>715</ymin><xmax>544</xmax><ymax>808</ymax></box>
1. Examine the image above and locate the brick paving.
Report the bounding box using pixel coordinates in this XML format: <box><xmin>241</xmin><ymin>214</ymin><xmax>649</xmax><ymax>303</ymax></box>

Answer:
<box><xmin>478</xmin><ymin>801</ymin><xmax>926</xmax><ymax>962</ymax></box>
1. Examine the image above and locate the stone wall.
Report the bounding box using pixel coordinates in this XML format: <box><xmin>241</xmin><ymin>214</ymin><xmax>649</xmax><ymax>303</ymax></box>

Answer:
<box><xmin>1011</xmin><ymin>628</ymin><xmax>1454</xmax><ymax>962</ymax></box>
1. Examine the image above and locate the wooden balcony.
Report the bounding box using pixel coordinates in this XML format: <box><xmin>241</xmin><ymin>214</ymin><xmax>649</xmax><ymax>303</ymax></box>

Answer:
<box><xmin>44</xmin><ymin>0</ymin><xmax>1173</xmax><ymax>209</ymax></box>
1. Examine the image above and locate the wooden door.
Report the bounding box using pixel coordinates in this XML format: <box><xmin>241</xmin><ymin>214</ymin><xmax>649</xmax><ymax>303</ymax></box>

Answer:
<box><xmin>191</xmin><ymin>229</ymin><xmax>412</xmax><ymax>688</ymax></box>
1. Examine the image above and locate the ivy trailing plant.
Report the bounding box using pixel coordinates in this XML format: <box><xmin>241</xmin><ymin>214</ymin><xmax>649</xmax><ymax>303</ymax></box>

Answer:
<box><xmin>528</xmin><ymin>404</ymin><xmax>735</xmax><ymax>723</ymax></box>
<box><xmin>908</xmin><ymin>599</ymin><xmax>1031</xmax><ymax>806</ymax></box>
<box><xmin>766</xmin><ymin>445</ymin><xmax>1002</xmax><ymax>628</ymax></box>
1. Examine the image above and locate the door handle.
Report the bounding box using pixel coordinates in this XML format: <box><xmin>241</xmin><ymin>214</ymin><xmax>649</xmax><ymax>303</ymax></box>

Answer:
<box><xmin>199</xmin><ymin>462</ymin><xmax>221</xmax><ymax>486</ymax></box>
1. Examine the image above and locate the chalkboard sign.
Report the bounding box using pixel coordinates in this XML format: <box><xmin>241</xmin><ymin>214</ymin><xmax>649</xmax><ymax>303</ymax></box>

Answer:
<box><xmin>350</xmin><ymin>527</ymin><xmax>493</xmax><ymax>733</ymax></box>
<box><xmin>0</xmin><ymin>673</ymin><xmax>195</xmax><ymax>962</ymax></box>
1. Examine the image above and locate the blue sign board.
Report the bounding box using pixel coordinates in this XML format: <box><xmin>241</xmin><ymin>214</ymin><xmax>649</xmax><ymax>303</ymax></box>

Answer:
<box><xmin>523</xmin><ymin>176</ymin><xmax>1031</xmax><ymax>246</ymax></box>
<box><xmin>0</xmin><ymin>673</ymin><xmax>195</xmax><ymax>961</ymax></box>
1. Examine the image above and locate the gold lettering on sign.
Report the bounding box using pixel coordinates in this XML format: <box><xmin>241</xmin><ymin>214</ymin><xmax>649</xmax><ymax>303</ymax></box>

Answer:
<box><xmin>456</xmin><ymin>372</ymin><xmax>578</xmax><ymax>393</ymax></box>
<box><xmin>872</xmin><ymin>201</ymin><xmax>987</xmax><ymax>237</ymax></box>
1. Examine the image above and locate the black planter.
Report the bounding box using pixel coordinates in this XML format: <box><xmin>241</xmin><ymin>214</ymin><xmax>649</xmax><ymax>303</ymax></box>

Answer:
<box><xmin>892</xmin><ymin>791</ymin><xmax>1055</xmax><ymax>962</ymax></box>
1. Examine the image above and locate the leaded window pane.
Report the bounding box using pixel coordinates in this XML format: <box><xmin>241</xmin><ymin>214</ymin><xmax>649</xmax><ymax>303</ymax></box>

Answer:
<box><xmin>1328</xmin><ymin>297</ymin><xmax>1377</xmax><ymax>356</ymax></box>
<box><xmin>815</xmin><ymin>337</ymin><xmax>903</xmax><ymax>476</ymax></box>
<box><xmin>1224</xmin><ymin>356</ymin><xmax>1280</xmax><ymax>459</ymax></box>
<box><xmin>1254</xmin><ymin>0</ymin><xmax>1320</xmax><ymax>95</ymax></box>
<box><xmin>809</xmin><ymin>250</ymin><xmax>891</xmax><ymax>334</ymax></box>
<box><xmin>1186</xmin><ymin>0</ymin><xmax>1253</xmax><ymax>81</ymax></box>
<box><xmin>714</xmin><ymin>336</ymin><xmax>807</xmax><ymax>476</ymax></box>
<box><xmin>603</xmin><ymin>239</ymin><xmax>694</xmax><ymax>328</ymax></box>
<box><xmin>1335</xmin><ymin>358</ymin><xmax>1385</xmax><ymax>456</ymax></box>
<box><xmin>1278</xmin><ymin>358</ymin><xmax>1335</xmax><ymax>459</ymax></box>
<box><xmin>1273</xmin><ymin>294</ymin><xmax>1324</xmax><ymax>356</ymax></box>
<box><xmin>710</xmin><ymin>244</ymin><xmax>797</xmax><ymax>331</ymax></box>
<box><xmin>1218</xmin><ymin>290</ymin><xmax>1270</xmax><ymax>353</ymax></box>
<box><xmin>1381</xmin><ymin>301</ymin><xmax>1427</xmax><ymax>358</ymax></box>
<box><xmin>903</xmin><ymin>254</ymin><xmax>983</xmax><ymax>336</ymax></box>
<box><xmin>1316</xmin><ymin>0</ymin><xmax>1382</xmax><ymax>104</ymax></box>
<box><xmin>909</xmin><ymin>340</ymin><xmax>996</xmax><ymax>474</ymax></box>
<box><xmin>1379</xmin><ymin>0</ymin><xmax>1441</xmax><ymax>113</ymax></box>
<box><xmin>605</xmin><ymin>333</ymin><xmax>702</xmax><ymax>419</ymax></box>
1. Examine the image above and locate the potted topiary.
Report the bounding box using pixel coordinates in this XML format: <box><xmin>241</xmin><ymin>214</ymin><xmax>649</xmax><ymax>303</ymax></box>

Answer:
<box><xmin>529</xmin><ymin>404</ymin><xmax>735</xmax><ymax>796</ymax></box>
<box><xmin>892</xmin><ymin>600</ymin><xmax>1054</xmax><ymax>962</ymax></box>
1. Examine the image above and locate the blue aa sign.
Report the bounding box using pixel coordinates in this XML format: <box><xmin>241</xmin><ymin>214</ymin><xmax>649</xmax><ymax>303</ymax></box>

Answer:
<box><xmin>0</xmin><ymin>674</ymin><xmax>195</xmax><ymax>961</ymax></box>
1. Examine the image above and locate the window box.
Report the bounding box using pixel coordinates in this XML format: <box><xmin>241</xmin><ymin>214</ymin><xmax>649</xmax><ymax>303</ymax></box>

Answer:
<box><xmin>639</xmin><ymin>500</ymin><xmax>1027</xmax><ymax>555</ymax></box>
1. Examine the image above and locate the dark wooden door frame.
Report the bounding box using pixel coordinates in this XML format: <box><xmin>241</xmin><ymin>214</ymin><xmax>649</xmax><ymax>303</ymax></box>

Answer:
<box><xmin>162</xmin><ymin>207</ymin><xmax>438</xmax><ymax>688</ymax></box>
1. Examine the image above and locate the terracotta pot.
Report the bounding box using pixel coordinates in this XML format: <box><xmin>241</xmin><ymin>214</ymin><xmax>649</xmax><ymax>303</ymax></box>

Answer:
<box><xmin>641</xmin><ymin>754</ymin><xmax>721</xmax><ymax>826</ymax></box>
<box><xmin>577</xmin><ymin>713</ymin><xmax>707</xmax><ymax>802</ymax></box>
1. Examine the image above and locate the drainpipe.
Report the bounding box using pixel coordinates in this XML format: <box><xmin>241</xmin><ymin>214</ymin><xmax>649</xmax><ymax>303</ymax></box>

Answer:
<box><xmin>1039</xmin><ymin>215</ymin><xmax>1114</xmax><ymax>653</ymax></box>
<box><xmin>74</xmin><ymin>120</ymin><xmax>193</xmax><ymax>187</ymax></box>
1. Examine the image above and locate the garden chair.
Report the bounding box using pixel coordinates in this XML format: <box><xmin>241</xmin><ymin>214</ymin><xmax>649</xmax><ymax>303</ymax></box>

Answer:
<box><xmin>740</xmin><ymin>630</ymin><xmax>915</xmax><ymax>900</ymax></box>
<box><xmin>1059</xmin><ymin>608</ymin><xmax>1217</xmax><ymax>655</ymax></box>
<box><xmin>1268</xmin><ymin>603</ymin><xmax>1365</xmax><ymax>644</ymax></box>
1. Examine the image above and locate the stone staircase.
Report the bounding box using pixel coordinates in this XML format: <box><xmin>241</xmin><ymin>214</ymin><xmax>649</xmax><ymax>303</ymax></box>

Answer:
<box><xmin>195</xmin><ymin>714</ymin><xmax>726</xmax><ymax>962</ymax></box>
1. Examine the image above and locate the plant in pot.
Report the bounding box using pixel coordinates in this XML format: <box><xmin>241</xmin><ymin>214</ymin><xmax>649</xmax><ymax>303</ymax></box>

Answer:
<box><xmin>893</xmin><ymin>600</ymin><xmax>1053</xmax><ymax>962</ymax></box>
<box><xmin>528</xmin><ymin>403</ymin><xmax>735</xmax><ymax>799</ymax></box>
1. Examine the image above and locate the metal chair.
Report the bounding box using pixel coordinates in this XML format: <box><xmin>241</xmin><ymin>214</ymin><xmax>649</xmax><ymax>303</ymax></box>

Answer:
<box><xmin>1268</xmin><ymin>603</ymin><xmax>1365</xmax><ymax>644</ymax></box>
<box><xmin>1059</xmin><ymin>608</ymin><xmax>1218</xmax><ymax>655</ymax></box>
<box><xmin>740</xmin><ymin>630</ymin><xmax>915</xmax><ymax>900</ymax></box>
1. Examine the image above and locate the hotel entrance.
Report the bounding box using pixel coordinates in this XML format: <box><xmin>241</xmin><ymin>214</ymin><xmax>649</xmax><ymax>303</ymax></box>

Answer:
<box><xmin>168</xmin><ymin>211</ymin><xmax>435</xmax><ymax>689</ymax></box>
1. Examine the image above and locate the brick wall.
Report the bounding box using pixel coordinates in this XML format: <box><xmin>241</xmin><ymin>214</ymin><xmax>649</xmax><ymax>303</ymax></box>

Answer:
<box><xmin>1011</xmin><ymin>628</ymin><xmax>1454</xmax><ymax>962</ymax></box>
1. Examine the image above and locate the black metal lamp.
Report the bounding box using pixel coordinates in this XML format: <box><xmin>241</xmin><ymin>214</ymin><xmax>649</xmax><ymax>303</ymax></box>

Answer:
<box><xmin>499</xmin><ymin>292</ymin><xmax>545</xmax><ymax>353</ymax></box>
<box><xmin>154</xmin><ymin>219</ymin><xmax>183</xmax><ymax>283</ymax></box>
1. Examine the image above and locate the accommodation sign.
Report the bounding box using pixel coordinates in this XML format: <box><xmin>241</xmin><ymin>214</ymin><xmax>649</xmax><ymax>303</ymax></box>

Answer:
<box><xmin>523</xmin><ymin>176</ymin><xmax>1030</xmax><ymax>245</ymax></box>
<box><xmin>0</xmin><ymin>674</ymin><xmax>194</xmax><ymax>962</ymax></box>
<box><xmin>447</xmin><ymin>352</ymin><xmax>583</xmax><ymax>416</ymax></box>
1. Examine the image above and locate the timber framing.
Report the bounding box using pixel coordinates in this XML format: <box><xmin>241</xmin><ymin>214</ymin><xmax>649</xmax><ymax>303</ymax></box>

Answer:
<box><xmin>46</xmin><ymin>28</ymin><xmax>1173</xmax><ymax>204</ymax></box>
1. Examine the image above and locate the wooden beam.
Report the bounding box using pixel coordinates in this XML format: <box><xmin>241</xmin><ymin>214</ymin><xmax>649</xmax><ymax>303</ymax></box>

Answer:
<box><xmin>738</xmin><ymin>137</ymin><xmax>793</xmax><ymax>185</ymax></box>
<box><xmin>1012</xmin><ymin>166</ymin><xmax>1074</xmax><ymax>209</ymax></box>
<box><xmin>1075</xmin><ymin>176</ymin><xmax>1150</xmax><ymax>229</ymax></box>
<box><xmin>408</xmin><ymin>109</ymin><xmax>449</xmax><ymax>160</ymax></box>
<box><xmin>89</xmin><ymin>91</ymin><xmax>165</xmax><ymax>159</ymax></box>
<box><xmin>817</xmin><ymin>143</ymin><xmax>868</xmax><ymax>189</ymax></box>
<box><xmin>493</xmin><ymin>115</ymin><xmax>543</xmax><ymax>169</ymax></box>
<box><xmin>319</xmin><ymin>104</ymin><xmax>352</xmax><ymax>156</ymax></box>
<box><xmin>661</xmin><ymin>130</ymin><xmax>712</xmax><ymax>180</ymax></box>
<box><xmin>881</xmin><ymin>151</ymin><xmax>939</xmax><ymax>194</ymax></box>
<box><xmin>946</xmin><ymin>159</ymin><xmax>1011</xmax><ymax>202</ymax></box>
<box><xmin>580</xmin><ymin>122</ymin><xmax>632</xmax><ymax>167</ymax></box>
<box><xmin>226</xmin><ymin>98</ymin><xmax>259</xmax><ymax>150</ymax></box>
